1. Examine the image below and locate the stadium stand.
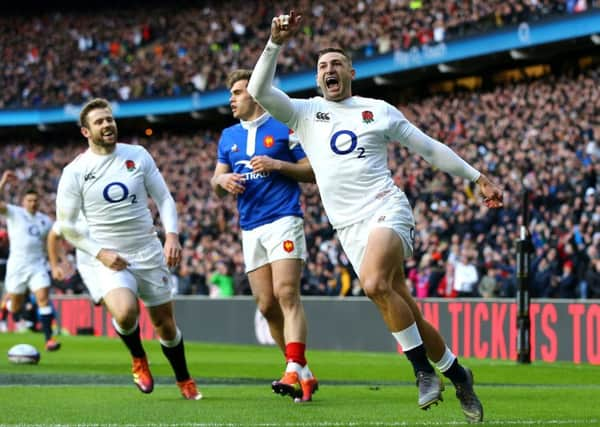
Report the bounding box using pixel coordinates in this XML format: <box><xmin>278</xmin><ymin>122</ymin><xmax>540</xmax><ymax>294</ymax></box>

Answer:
<box><xmin>0</xmin><ymin>0</ymin><xmax>583</xmax><ymax>107</ymax></box>
<box><xmin>0</xmin><ymin>0</ymin><xmax>599</xmax><ymax>301</ymax></box>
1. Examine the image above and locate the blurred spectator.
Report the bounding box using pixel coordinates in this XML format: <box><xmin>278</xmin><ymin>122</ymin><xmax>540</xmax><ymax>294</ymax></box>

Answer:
<box><xmin>453</xmin><ymin>253</ymin><xmax>479</xmax><ymax>297</ymax></box>
<box><xmin>208</xmin><ymin>261</ymin><xmax>234</xmax><ymax>297</ymax></box>
<box><xmin>584</xmin><ymin>257</ymin><xmax>600</xmax><ymax>298</ymax></box>
<box><xmin>478</xmin><ymin>265</ymin><xmax>499</xmax><ymax>298</ymax></box>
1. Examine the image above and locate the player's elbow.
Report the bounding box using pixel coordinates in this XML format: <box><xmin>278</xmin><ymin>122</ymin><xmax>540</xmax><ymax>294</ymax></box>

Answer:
<box><xmin>302</xmin><ymin>170</ymin><xmax>316</xmax><ymax>183</ymax></box>
<box><xmin>246</xmin><ymin>79</ymin><xmax>263</xmax><ymax>101</ymax></box>
<box><xmin>55</xmin><ymin>220</ymin><xmax>79</xmax><ymax>242</ymax></box>
<box><xmin>210</xmin><ymin>178</ymin><xmax>227</xmax><ymax>198</ymax></box>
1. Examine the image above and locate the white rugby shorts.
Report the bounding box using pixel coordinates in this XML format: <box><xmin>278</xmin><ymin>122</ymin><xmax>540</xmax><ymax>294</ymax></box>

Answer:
<box><xmin>337</xmin><ymin>191</ymin><xmax>415</xmax><ymax>277</ymax></box>
<box><xmin>4</xmin><ymin>260</ymin><xmax>51</xmax><ymax>294</ymax></box>
<box><xmin>92</xmin><ymin>238</ymin><xmax>172</xmax><ymax>307</ymax></box>
<box><xmin>75</xmin><ymin>250</ymin><xmax>104</xmax><ymax>304</ymax></box>
<box><xmin>242</xmin><ymin>215</ymin><xmax>307</xmax><ymax>273</ymax></box>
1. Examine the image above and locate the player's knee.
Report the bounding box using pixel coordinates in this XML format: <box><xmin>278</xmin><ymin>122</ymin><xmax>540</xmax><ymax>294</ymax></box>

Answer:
<box><xmin>6</xmin><ymin>298</ymin><xmax>22</xmax><ymax>314</ymax></box>
<box><xmin>274</xmin><ymin>283</ymin><xmax>300</xmax><ymax>307</ymax></box>
<box><xmin>256</xmin><ymin>297</ymin><xmax>281</xmax><ymax>320</ymax></box>
<box><xmin>112</xmin><ymin>311</ymin><xmax>138</xmax><ymax>330</ymax></box>
<box><xmin>361</xmin><ymin>275</ymin><xmax>392</xmax><ymax>301</ymax></box>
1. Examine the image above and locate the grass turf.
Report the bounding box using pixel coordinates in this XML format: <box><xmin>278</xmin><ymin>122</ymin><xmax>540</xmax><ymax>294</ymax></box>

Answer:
<box><xmin>0</xmin><ymin>332</ymin><xmax>599</xmax><ymax>426</ymax></box>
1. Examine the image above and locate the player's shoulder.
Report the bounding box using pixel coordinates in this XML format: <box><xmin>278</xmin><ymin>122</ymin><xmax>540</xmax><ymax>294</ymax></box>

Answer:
<box><xmin>115</xmin><ymin>143</ymin><xmax>154</xmax><ymax>168</ymax></box>
<box><xmin>263</xmin><ymin>116</ymin><xmax>292</xmax><ymax>133</ymax></box>
<box><xmin>37</xmin><ymin>211</ymin><xmax>52</xmax><ymax>223</ymax></box>
<box><xmin>352</xmin><ymin>96</ymin><xmax>400</xmax><ymax>119</ymax></box>
<box><xmin>116</xmin><ymin>142</ymin><xmax>148</xmax><ymax>156</ymax></box>
<box><xmin>307</xmin><ymin>96</ymin><xmax>326</xmax><ymax>106</ymax></box>
<box><xmin>219</xmin><ymin>124</ymin><xmax>244</xmax><ymax>147</ymax></box>
<box><xmin>221</xmin><ymin>122</ymin><xmax>243</xmax><ymax>137</ymax></box>
<box><xmin>64</xmin><ymin>151</ymin><xmax>87</xmax><ymax>170</ymax></box>
<box><xmin>353</xmin><ymin>95</ymin><xmax>391</xmax><ymax>109</ymax></box>
<box><xmin>6</xmin><ymin>204</ymin><xmax>22</xmax><ymax>215</ymax></box>
<box><xmin>63</xmin><ymin>148</ymin><xmax>94</xmax><ymax>177</ymax></box>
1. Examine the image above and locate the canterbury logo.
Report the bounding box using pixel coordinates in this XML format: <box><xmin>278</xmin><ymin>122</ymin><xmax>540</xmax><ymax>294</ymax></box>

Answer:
<box><xmin>315</xmin><ymin>112</ymin><xmax>330</xmax><ymax>121</ymax></box>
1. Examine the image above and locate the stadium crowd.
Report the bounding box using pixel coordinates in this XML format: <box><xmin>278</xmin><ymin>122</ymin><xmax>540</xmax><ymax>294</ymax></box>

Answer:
<box><xmin>0</xmin><ymin>62</ymin><xmax>598</xmax><ymax>300</ymax></box>
<box><xmin>0</xmin><ymin>0</ymin><xmax>592</xmax><ymax>108</ymax></box>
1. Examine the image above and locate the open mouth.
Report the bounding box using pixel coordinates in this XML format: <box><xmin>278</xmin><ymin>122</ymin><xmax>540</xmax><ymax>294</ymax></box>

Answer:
<box><xmin>325</xmin><ymin>75</ymin><xmax>340</xmax><ymax>91</ymax></box>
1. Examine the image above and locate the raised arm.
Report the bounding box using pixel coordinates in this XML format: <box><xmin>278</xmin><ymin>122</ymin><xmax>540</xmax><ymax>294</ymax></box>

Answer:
<box><xmin>0</xmin><ymin>170</ymin><xmax>17</xmax><ymax>215</ymax></box>
<box><xmin>247</xmin><ymin>11</ymin><xmax>303</xmax><ymax>124</ymax></box>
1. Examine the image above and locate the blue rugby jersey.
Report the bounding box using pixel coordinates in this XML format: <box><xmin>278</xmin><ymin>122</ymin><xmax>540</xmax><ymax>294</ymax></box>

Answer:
<box><xmin>217</xmin><ymin>114</ymin><xmax>306</xmax><ymax>230</ymax></box>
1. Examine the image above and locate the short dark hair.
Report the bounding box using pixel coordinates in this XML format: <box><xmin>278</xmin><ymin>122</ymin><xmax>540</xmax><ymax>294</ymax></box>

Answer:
<box><xmin>317</xmin><ymin>47</ymin><xmax>352</xmax><ymax>64</ymax></box>
<box><xmin>226</xmin><ymin>69</ymin><xmax>252</xmax><ymax>89</ymax></box>
<box><xmin>79</xmin><ymin>98</ymin><xmax>112</xmax><ymax>128</ymax></box>
<box><xmin>23</xmin><ymin>188</ymin><xmax>38</xmax><ymax>198</ymax></box>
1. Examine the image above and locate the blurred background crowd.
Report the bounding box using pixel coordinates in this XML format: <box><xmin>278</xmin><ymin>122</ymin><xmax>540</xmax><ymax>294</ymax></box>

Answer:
<box><xmin>1</xmin><ymin>64</ymin><xmax>599</xmax><ymax>300</ymax></box>
<box><xmin>0</xmin><ymin>0</ymin><xmax>589</xmax><ymax>108</ymax></box>
<box><xmin>0</xmin><ymin>0</ymin><xmax>599</xmax><ymax>301</ymax></box>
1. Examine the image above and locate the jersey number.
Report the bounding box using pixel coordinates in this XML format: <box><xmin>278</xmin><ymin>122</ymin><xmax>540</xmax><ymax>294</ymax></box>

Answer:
<box><xmin>330</xmin><ymin>130</ymin><xmax>366</xmax><ymax>158</ymax></box>
<box><xmin>103</xmin><ymin>182</ymin><xmax>136</xmax><ymax>204</ymax></box>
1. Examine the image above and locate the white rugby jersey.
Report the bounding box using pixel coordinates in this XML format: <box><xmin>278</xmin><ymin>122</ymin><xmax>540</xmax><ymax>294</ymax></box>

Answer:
<box><xmin>3</xmin><ymin>204</ymin><xmax>51</xmax><ymax>267</ymax></box>
<box><xmin>248</xmin><ymin>41</ymin><xmax>480</xmax><ymax>229</ymax></box>
<box><xmin>56</xmin><ymin>143</ymin><xmax>178</xmax><ymax>256</ymax></box>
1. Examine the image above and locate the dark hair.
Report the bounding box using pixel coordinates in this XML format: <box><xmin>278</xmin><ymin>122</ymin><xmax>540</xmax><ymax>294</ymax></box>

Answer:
<box><xmin>23</xmin><ymin>188</ymin><xmax>38</xmax><ymax>197</ymax></box>
<box><xmin>226</xmin><ymin>69</ymin><xmax>252</xmax><ymax>89</ymax></box>
<box><xmin>79</xmin><ymin>98</ymin><xmax>112</xmax><ymax>128</ymax></box>
<box><xmin>317</xmin><ymin>47</ymin><xmax>352</xmax><ymax>64</ymax></box>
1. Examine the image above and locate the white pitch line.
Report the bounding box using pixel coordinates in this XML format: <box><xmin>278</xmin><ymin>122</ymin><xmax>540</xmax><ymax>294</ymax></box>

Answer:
<box><xmin>1</xmin><ymin>420</ymin><xmax>598</xmax><ymax>427</ymax></box>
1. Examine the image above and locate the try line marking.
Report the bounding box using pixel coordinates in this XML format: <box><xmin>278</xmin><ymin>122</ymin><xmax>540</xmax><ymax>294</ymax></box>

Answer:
<box><xmin>2</xmin><ymin>421</ymin><xmax>599</xmax><ymax>427</ymax></box>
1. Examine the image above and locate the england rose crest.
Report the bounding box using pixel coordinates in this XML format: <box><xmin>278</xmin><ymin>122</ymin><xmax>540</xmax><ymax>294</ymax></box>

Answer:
<box><xmin>125</xmin><ymin>160</ymin><xmax>135</xmax><ymax>171</ymax></box>
<box><xmin>362</xmin><ymin>110</ymin><xmax>374</xmax><ymax>124</ymax></box>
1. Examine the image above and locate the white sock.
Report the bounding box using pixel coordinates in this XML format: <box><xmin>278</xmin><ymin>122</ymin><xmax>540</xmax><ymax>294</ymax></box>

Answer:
<box><xmin>159</xmin><ymin>328</ymin><xmax>182</xmax><ymax>348</ymax></box>
<box><xmin>38</xmin><ymin>305</ymin><xmax>53</xmax><ymax>315</ymax></box>
<box><xmin>435</xmin><ymin>347</ymin><xmax>457</xmax><ymax>373</ymax></box>
<box><xmin>391</xmin><ymin>323</ymin><xmax>423</xmax><ymax>352</ymax></box>
<box><xmin>300</xmin><ymin>364</ymin><xmax>314</xmax><ymax>380</ymax></box>
<box><xmin>112</xmin><ymin>317</ymin><xmax>138</xmax><ymax>336</ymax></box>
<box><xmin>285</xmin><ymin>361</ymin><xmax>303</xmax><ymax>374</ymax></box>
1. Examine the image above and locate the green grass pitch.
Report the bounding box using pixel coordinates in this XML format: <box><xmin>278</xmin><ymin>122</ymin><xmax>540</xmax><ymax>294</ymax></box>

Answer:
<box><xmin>0</xmin><ymin>332</ymin><xmax>598</xmax><ymax>426</ymax></box>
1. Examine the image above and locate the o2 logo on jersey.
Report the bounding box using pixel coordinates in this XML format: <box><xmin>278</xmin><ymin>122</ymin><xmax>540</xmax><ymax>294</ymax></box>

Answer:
<box><xmin>103</xmin><ymin>182</ymin><xmax>137</xmax><ymax>204</ymax></box>
<box><xmin>330</xmin><ymin>130</ymin><xmax>365</xmax><ymax>158</ymax></box>
<box><xmin>28</xmin><ymin>225</ymin><xmax>40</xmax><ymax>236</ymax></box>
